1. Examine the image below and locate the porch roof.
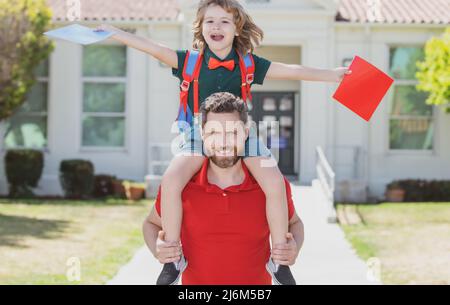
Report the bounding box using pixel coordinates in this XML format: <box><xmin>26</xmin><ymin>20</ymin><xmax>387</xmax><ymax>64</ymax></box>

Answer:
<box><xmin>47</xmin><ymin>0</ymin><xmax>450</xmax><ymax>25</ymax></box>
<box><xmin>336</xmin><ymin>0</ymin><xmax>450</xmax><ymax>25</ymax></box>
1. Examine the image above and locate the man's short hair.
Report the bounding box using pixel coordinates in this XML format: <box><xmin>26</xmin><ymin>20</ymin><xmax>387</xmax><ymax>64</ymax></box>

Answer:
<box><xmin>200</xmin><ymin>92</ymin><xmax>249</xmax><ymax>128</ymax></box>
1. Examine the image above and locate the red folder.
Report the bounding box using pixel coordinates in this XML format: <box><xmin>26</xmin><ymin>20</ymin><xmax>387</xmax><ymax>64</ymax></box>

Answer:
<box><xmin>333</xmin><ymin>55</ymin><xmax>394</xmax><ymax>121</ymax></box>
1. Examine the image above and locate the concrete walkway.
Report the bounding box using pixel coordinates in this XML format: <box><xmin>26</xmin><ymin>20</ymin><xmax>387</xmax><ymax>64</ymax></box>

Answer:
<box><xmin>107</xmin><ymin>182</ymin><xmax>380</xmax><ymax>285</ymax></box>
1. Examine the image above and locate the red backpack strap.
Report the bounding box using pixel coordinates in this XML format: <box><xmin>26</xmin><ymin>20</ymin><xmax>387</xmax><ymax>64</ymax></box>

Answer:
<box><xmin>237</xmin><ymin>52</ymin><xmax>255</xmax><ymax>105</ymax></box>
<box><xmin>178</xmin><ymin>50</ymin><xmax>203</xmax><ymax>125</ymax></box>
<box><xmin>192</xmin><ymin>53</ymin><xmax>203</xmax><ymax>119</ymax></box>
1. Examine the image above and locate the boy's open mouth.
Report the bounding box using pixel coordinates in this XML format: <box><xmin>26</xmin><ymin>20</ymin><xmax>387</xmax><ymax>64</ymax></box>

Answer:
<box><xmin>211</xmin><ymin>34</ymin><xmax>224</xmax><ymax>41</ymax></box>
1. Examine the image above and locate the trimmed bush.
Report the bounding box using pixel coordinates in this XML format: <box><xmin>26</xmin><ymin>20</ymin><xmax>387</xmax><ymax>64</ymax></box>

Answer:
<box><xmin>93</xmin><ymin>174</ymin><xmax>116</xmax><ymax>198</ymax></box>
<box><xmin>387</xmin><ymin>179</ymin><xmax>450</xmax><ymax>202</ymax></box>
<box><xmin>4</xmin><ymin>149</ymin><xmax>44</xmax><ymax>198</ymax></box>
<box><xmin>59</xmin><ymin>159</ymin><xmax>94</xmax><ymax>199</ymax></box>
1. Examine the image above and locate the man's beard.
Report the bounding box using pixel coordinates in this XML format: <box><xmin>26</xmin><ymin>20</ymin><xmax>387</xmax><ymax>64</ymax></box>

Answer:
<box><xmin>209</xmin><ymin>146</ymin><xmax>241</xmax><ymax>168</ymax></box>
<box><xmin>210</xmin><ymin>155</ymin><xmax>241</xmax><ymax>168</ymax></box>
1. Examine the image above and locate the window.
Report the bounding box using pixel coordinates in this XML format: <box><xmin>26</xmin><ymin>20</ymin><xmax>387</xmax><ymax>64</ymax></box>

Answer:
<box><xmin>388</xmin><ymin>46</ymin><xmax>433</xmax><ymax>151</ymax></box>
<box><xmin>81</xmin><ymin>45</ymin><xmax>127</xmax><ymax>147</ymax></box>
<box><xmin>4</xmin><ymin>60</ymin><xmax>49</xmax><ymax>149</ymax></box>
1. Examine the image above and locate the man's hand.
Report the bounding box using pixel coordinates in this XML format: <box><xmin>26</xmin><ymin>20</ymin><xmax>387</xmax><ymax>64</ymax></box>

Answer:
<box><xmin>155</xmin><ymin>231</ymin><xmax>182</xmax><ymax>264</ymax></box>
<box><xmin>271</xmin><ymin>233</ymin><xmax>299</xmax><ymax>266</ymax></box>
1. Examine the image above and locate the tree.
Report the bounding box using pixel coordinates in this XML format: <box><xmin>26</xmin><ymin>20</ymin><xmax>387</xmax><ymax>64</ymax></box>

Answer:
<box><xmin>416</xmin><ymin>27</ymin><xmax>450</xmax><ymax>113</ymax></box>
<box><xmin>0</xmin><ymin>0</ymin><xmax>54</xmax><ymax>121</ymax></box>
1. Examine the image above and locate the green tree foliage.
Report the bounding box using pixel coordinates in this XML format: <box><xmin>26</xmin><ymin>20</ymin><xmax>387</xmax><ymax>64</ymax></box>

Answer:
<box><xmin>0</xmin><ymin>0</ymin><xmax>54</xmax><ymax>120</ymax></box>
<box><xmin>416</xmin><ymin>27</ymin><xmax>450</xmax><ymax>113</ymax></box>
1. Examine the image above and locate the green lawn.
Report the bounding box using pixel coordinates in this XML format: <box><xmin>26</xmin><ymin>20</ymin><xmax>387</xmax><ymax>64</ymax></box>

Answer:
<box><xmin>0</xmin><ymin>198</ymin><xmax>152</xmax><ymax>284</ymax></box>
<box><xmin>337</xmin><ymin>202</ymin><xmax>450</xmax><ymax>285</ymax></box>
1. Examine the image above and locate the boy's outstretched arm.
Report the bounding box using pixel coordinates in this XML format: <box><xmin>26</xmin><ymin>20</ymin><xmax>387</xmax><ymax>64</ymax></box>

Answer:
<box><xmin>265</xmin><ymin>62</ymin><xmax>351</xmax><ymax>83</ymax></box>
<box><xmin>95</xmin><ymin>24</ymin><xmax>178</xmax><ymax>69</ymax></box>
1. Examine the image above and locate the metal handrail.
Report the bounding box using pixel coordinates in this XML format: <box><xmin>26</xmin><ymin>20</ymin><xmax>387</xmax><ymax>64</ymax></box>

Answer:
<box><xmin>316</xmin><ymin>146</ymin><xmax>335</xmax><ymax>200</ymax></box>
<box><xmin>315</xmin><ymin>146</ymin><xmax>337</xmax><ymax>222</ymax></box>
<box><xmin>148</xmin><ymin>143</ymin><xmax>172</xmax><ymax>175</ymax></box>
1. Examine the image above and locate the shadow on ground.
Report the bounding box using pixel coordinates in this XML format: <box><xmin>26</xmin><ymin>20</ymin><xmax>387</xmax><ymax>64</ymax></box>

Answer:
<box><xmin>0</xmin><ymin>197</ymin><xmax>151</xmax><ymax>207</ymax></box>
<box><xmin>0</xmin><ymin>214</ymin><xmax>71</xmax><ymax>248</ymax></box>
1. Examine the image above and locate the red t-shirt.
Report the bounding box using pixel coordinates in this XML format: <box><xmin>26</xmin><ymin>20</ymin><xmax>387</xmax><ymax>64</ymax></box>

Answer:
<box><xmin>155</xmin><ymin>158</ymin><xmax>296</xmax><ymax>285</ymax></box>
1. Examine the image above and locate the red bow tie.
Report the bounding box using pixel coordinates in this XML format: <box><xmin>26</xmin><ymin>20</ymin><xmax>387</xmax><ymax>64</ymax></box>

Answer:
<box><xmin>208</xmin><ymin>57</ymin><xmax>235</xmax><ymax>71</ymax></box>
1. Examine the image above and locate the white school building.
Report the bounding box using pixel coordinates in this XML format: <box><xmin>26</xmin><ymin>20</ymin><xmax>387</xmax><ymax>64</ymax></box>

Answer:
<box><xmin>0</xmin><ymin>0</ymin><xmax>449</xmax><ymax>201</ymax></box>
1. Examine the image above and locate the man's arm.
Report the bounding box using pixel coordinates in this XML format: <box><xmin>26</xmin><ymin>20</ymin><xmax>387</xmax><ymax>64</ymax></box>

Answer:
<box><xmin>289</xmin><ymin>212</ymin><xmax>304</xmax><ymax>255</ymax></box>
<box><xmin>142</xmin><ymin>206</ymin><xmax>182</xmax><ymax>264</ymax></box>
<box><xmin>142</xmin><ymin>206</ymin><xmax>161</xmax><ymax>258</ymax></box>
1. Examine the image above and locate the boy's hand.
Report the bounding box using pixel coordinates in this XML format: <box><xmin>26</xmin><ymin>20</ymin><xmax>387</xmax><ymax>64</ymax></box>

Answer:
<box><xmin>155</xmin><ymin>230</ymin><xmax>182</xmax><ymax>264</ymax></box>
<box><xmin>271</xmin><ymin>233</ymin><xmax>299</xmax><ymax>266</ymax></box>
<box><xmin>333</xmin><ymin>67</ymin><xmax>352</xmax><ymax>82</ymax></box>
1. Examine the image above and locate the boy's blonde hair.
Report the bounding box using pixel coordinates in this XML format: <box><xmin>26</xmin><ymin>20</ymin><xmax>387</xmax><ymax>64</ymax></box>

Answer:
<box><xmin>192</xmin><ymin>0</ymin><xmax>264</xmax><ymax>55</ymax></box>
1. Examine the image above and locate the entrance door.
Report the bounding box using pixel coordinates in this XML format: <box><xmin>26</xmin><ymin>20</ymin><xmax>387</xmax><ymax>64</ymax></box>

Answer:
<box><xmin>249</xmin><ymin>92</ymin><xmax>297</xmax><ymax>175</ymax></box>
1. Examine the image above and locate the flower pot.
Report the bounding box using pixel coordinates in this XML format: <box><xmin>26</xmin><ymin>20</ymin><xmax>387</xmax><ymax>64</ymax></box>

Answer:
<box><xmin>385</xmin><ymin>188</ymin><xmax>405</xmax><ymax>202</ymax></box>
<box><xmin>112</xmin><ymin>180</ymin><xmax>126</xmax><ymax>198</ymax></box>
<box><xmin>128</xmin><ymin>186</ymin><xmax>145</xmax><ymax>201</ymax></box>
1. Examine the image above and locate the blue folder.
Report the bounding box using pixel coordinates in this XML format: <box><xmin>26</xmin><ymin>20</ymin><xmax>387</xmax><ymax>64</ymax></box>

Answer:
<box><xmin>44</xmin><ymin>24</ymin><xmax>113</xmax><ymax>45</ymax></box>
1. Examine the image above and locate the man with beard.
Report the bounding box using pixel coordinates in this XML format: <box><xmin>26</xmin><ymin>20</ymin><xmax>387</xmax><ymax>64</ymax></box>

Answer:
<box><xmin>143</xmin><ymin>92</ymin><xmax>304</xmax><ymax>285</ymax></box>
